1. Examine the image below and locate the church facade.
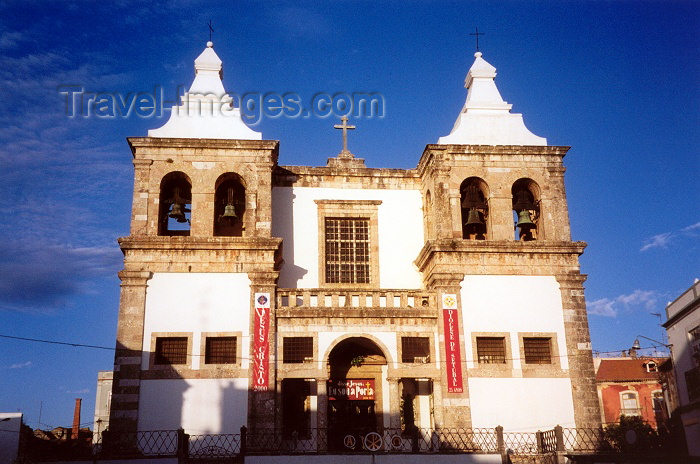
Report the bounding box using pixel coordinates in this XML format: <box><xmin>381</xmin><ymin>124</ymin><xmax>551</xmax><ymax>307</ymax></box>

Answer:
<box><xmin>108</xmin><ymin>41</ymin><xmax>601</xmax><ymax>444</ymax></box>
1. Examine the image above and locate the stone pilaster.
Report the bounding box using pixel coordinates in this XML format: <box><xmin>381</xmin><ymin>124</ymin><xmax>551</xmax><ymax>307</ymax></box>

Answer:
<box><xmin>430</xmin><ymin>274</ymin><xmax>472</xmax><ymax>428</ymax></box>
<box><xmin>556</xmin><ymin>273</ymin><xmax>601</xmax><ymax>428</ymax></box>
<box><xmin>387</xmin><ymin>378</ymin><xmax>401</xmax><ymax>429</ymax></box>
<box><xmin>130</xmin><ymin>159</ymin><xmax>153</xmax><ymax>236</ymax></box>
<box><xmin>109</xmin><ymin>270</ymin><xmax>152</xmax><ymax>433</ymax></box>
<box><xmin>247</xmin><ymin>271</ymin><xmax>279</xmax><ymax>432</ymax></box>
<box><xmin>316</xmin><ymin>378</ymin><xmax>328</xmax><ymax>452</ymax></box>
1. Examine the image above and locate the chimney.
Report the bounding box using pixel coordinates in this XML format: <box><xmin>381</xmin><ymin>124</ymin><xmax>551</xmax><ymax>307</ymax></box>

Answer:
<box><xmin>71</xmin><ymin>398</ymin><xmax>81</xmax><ymax>440</ymax></box>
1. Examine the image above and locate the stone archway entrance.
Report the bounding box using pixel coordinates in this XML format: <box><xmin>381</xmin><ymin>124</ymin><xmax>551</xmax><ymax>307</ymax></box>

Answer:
<box><xmin>326</xmin><ymin>337</ymin><xmax>387</xmax><ymax>451</ymax></box>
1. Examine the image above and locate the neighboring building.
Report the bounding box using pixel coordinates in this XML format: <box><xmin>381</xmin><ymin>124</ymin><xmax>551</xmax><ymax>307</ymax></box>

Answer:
<box><xmin>107</xmin><ymin>40</ymin><xmax>601</xmax><ymax>447</ymax></box>
<box><xmin>594</xmin><ymin>356</ymin><xmax>667</xmax><ymax>428</ymax></box>
<box><xmin>663</xmin><ymin>279</ymin><xmax>700</xmax><ymax>455</ymax></box>
<box><xmin>93</xmin><ymin>371</ymin><xmax>112</xmax><ymax>442</ymax></box>
<box><xmin>0</xmin><ymin>413</ymin><xmax>22</xmax><ymax>464</ymax></box>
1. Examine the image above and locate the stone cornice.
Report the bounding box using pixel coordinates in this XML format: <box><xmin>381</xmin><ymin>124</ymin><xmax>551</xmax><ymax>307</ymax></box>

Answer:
<box><xmin>127</xmin><ymin>137</ymin><xmax>280</xmax><ymax>164</ymax></box>
<box><xmin>119</xmin><ymin>235</ymin><xmax>282</xmax><ymax>251</ymax></box>
<box><xmin>415</xmin><ymin>239</ymin><xmax>587</xmax><ymax>277</ymax></box>
<box><xmin>274</xmin><ymin>165</ymin><xmax>420</xmax><ymax>188</ymax></box>
<box><xmin>417</xmin><ymin>144</ymin><xmax>571</xmax><ymax>177</ymax></box>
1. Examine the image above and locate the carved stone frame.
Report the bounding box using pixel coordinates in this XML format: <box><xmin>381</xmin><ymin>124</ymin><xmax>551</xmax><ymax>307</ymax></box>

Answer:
<box><xmin>517</xmin><ymin>331</ymin><xmax>565</xmax><ymax>377</ymax></box>
<box><xmin>468</xmin><ymin>332</ymin><xmax>513</xmax><ymax>377</ymax></box>
<box><xmin>315</xmin><ymin>200</ymin><xmax>381</xmax><ymax>288</ymax></box>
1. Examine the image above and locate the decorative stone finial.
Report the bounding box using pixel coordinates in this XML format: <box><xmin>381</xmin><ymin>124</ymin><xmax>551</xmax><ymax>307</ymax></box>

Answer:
<box><xmin>437</xmin><ymin>52</ymin><xmax>546</xmax><ymax>146</ymax></box>
<box><xmin>148</xmin><ymin>43</ymin><xmax>262</xmax><ymax>140</ymax></box>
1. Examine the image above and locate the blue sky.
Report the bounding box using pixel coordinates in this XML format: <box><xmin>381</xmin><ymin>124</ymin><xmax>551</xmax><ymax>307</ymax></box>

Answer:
<box><xmin>0</xmin><ymin>1</ymin><xmax>697</xmax><ymax>431</ymax></box>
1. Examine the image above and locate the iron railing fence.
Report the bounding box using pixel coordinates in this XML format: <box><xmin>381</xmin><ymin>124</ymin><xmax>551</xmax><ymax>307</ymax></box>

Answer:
<box><xmin>561</xmin><ymin>427</ymin><xmax>606</xmax><ymax>453</ymax></box>
<box><xmin>188</xmin><ymin>433</ymin><xmax>242</xmax><ymax>458</ymax></box>
<box><xmin>245</xmin><ymin>427</ymin><xmax>502</xmax><ymax>454</ymax></box>
<box><xmin>27</xmin><ymin>424</ymin><xmax>667</xmax><ymax>460</ymax></box>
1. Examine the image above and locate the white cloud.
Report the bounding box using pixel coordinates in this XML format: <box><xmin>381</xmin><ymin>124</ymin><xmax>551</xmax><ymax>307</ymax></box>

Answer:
<box><xmin>587</xmin><ymin>289</ymin><xmax>659</xmax><ymax>317</ymax></box>
<box><xmin>587</xmin><ymin>298</ymin><xmax>616</xmax><ymax>317</ymax></box>
<box><xmin>9</xmin><ymin>361</ymin><xmax>32</xmax><ymax>369</ymax></box>
<box><xmin>640</xmin><ymin>232</ymin><xmax>673</xmax><ymax>251</ymax></box>
<box><xmin>682</xmin><ymin>222</ymin><xmax>700</xmax><ymax>232</ymax></box>
<box><xmin>641</xmin><ymin>221</ymin><xmax>700</xmax><ymax>251</ymax></box>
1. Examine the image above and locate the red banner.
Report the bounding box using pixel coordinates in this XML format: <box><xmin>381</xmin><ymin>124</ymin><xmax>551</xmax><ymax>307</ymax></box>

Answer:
<box><xmin>442</xmin><ymin>303</ymin><xmax>464</xmax><ymax>393</ymax></box>
<box><xmin>328</xmin><ymin>379</ymin><xmax>375</xmax><ymax>400</ymax></box>
<box><xmin>252</xmin><ymin>293</ymin><xmax>271</xmax><ymax>392</ymax></box>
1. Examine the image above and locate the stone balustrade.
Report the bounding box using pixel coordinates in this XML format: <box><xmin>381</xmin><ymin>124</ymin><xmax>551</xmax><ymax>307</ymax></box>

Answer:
<box><xmin>276</xmin><ymin>289</ymin><xmax>434</xmax><ymax>311</ymax></box>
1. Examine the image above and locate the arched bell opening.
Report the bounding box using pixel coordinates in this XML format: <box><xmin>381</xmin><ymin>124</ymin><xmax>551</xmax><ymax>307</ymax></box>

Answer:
<box><xmin>460</xmin><ymin>177</ymin><xmax>489</xmax><ymax>240</ymax></box>
<box><xmin>158</xmin><ymin>172</ymin><xmax>192</xmax><ymax>236</ymax></box>
<box><xmin>326</xmin><ymin>336</ymin><xmax>388</xmax><ymax>450</ymax></box>
<box><xmin>511</xmin><ymin>178</ymin><xmax>541</xmax><ymax>241</ymax></box>
<box><xmin>213</xmin><ymin>173</ymin><xmax>246</xmax><ymax>237</ymax></box>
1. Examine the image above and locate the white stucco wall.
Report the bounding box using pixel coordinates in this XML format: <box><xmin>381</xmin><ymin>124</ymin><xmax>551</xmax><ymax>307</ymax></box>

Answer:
<box><xmin>461</xmin><ymin>275</ymin><xmax>575</xmax><ymax>430</ymax></box>
<box><xmin>138</xmin><ymin>273</ymin><xmax>251</xmax><ymax>433</ymax></box>
<box><xmin>0</xmin><ymin>413</ymin><xmax>22</xmax><ymax>464</ymax></box>
<box><xmin>666</xmin><ymin>310</ymin><xmax>700</xmax><ymax>405</ymax></box>
<box><xmin>460</xmin><ymin>275</ymin><xmax>569</xmax><ymax>371</ymax></box>
<box><xmin>468</xmin><ymin>377</ymin><xmax>575</xmax><ymax>431</ymax></box>
<box><xmin>138</xmin><ymin>378</ymin><xmax>248</xmax><ymax>434</ymax></box>
<box><xmin>142</xmin><ymin>273</ymin><xmax>251</xmax><ymax>370</ymax></box>
<box><xmin>271</xmin><ymin>186</ymin><xmax>424</xmax><ymax>289</ymax></box>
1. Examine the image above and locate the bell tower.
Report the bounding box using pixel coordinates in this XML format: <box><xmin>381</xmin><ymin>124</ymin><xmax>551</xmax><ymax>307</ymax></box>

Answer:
<box><xmin>109</xmin><ymin>41</ymin><xmax>281</xmax><ymax>435</ymax></box>
<box><xmin>416</xmin><ymin>51</ymin><xmax>601</xmax><ymax>429</ymax></box>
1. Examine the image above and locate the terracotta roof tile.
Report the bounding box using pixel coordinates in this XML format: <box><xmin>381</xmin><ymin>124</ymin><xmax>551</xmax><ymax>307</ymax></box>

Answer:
<box><xmin>595</xmin><ymin>358</ymin><xmax>667</xmax><ymax>382</ymax></box>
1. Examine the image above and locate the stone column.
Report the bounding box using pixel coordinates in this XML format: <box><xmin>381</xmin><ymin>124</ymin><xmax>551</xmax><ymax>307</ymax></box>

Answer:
<box><xmin>130</xmin><ymin>159</ymin><xmax>153</xmax><ymax>236</ymax></box>
<box><xmin>109</xmin><ymin>270</ymin><xmax>152</xmax><ymax>433</ymax></box>
<box><xmin>387</xmin><ymin>378</ymin><xmax>401</xmax><ymax>429</ymax></box>
<box><xmin>316</xmin><ymin>377</ymin><xmax>328</xmax><ymax>452</ymax></box>
<box><xmin>556</xmin><ymin>273</ymin><xmax>602</xmax><ymax>428</ymax></box>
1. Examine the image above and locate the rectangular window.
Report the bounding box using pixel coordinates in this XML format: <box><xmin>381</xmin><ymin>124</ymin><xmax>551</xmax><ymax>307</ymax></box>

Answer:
<box><xmin>523</xmin><ymin>337</ymin><xmax>552</xmax><ymax>364</ymax></box>
<box><xmin>283</xmin><ymin>337</ymin><xmax>313</xmax><ymax>364</ymax></box>
<box><xmin>325</xmin><ymin>217</ymin><xmax>370</xmax><ymax>284</ymax></box>
<box><xmin>401</xmin><ymin>337</ymin><xmax>430</xmax><ymax>363</ymax></box>
<box><xmin>205</xmin><ymin>337</ymin><xmax>236</xmax><ymax>364</ymax></box>
<box><xmin>476</xmin><ymin>337</ymin><xmax>506</xmax><ymax>364</ymax></box>
<box><xmin>155</xmin><ymin>337</ymin><xmax>188</xmax><ymax>365</ymax></box>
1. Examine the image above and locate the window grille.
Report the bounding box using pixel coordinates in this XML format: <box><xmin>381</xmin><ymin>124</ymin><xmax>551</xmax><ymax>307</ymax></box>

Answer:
<box><xmin>476</xmin><ymin>337</ymin><xmax>506</xmax><ymax>364</ymax></box>
<box><xmin>325</xmin><ymin>217</ymin><xmax>370</xmax><ymax>284</ymax></box>
<box><xmin>523</xmin><ymin>337</ymin><xmax>552</xmax><ymax>364</ymax></box>
<box><xmin>205</xmin><ymin>337</ymin><xmax>236</xmax><ymax>364</ymax></box>
<box><xmin>401</xmin><ymin>337</ymin><xmax>430</xmax><ymax>363</ymax></box>
<box><xmin>155</xmin><ymin>337</ymin><xmax>188</xmax><ymax>365</ymax></box>
<box><xmin>283</xmin><ymin>337</ymin><xmax>313</xmax><ymax>364</ymax></box>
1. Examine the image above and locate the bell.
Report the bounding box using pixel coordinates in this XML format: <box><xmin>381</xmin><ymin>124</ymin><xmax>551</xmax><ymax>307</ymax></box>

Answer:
<box><xmin>221</xmin><ymin>203</ymin><xmax>237</xmax><ymax>220</ymax></box>
<box><xmin>516</xmin><ymin>210</ymin><xmax>536</xmax><ymax>230</ymax></box>
<box><xmin>464</xmin><ymin>208</ymin><xmax>485</xmax><ymax>233</ymax></box>
<box><xmin>168</xmin><ymin>203</ymin><xmax>188</xmax><ymax>223</ymax></box>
